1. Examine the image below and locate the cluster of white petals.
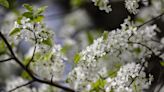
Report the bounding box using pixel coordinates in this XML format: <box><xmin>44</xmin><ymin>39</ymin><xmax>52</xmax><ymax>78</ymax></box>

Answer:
<box><xmin>13</xmin><ymin>17</ymin><xmax>52</xmax><ymax>43</ymax></box>
<box><xmin>105</xmin><ymin>62</ymin><xmax>153</xmax><ymax>92</ymax></box>
<box><xmin>30</xmin><ymin>44</ymin><xmax>66</xmax><ymax>81</ymax></box>
<box><xmin>91</xmin><ymin>0</ymin><xmax>112</xmax><ymax>13</ymax></box>
<box><xmin>91</xmin><ymin>0</ymin><xmax>149</xmax><ymax>14</ymax></box>
<box><xmin>125</xmin><ymin>0</ymin><xmax>140</xmax><ymax>14</ymax></box>
<box><xmin>67</xmin><ymin>17</ymin><xmax>160</xmax><ymax>91</ymax></box>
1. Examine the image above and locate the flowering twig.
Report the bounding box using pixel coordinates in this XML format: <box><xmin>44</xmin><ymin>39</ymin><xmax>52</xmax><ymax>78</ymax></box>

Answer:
<box><xmin>128</xmin><ymin>41</ymin><xmax>156</xmax><ymax>55</ymax></box>
<box><xmin>0</xmin><ymin>31</ymin><xmax>75</xmax><ymax>92</ymax></box>
<box><xmin>8</xmin><ymin>80</ymin><xmax>35</xmax><ymax>92</ymax></box>
<box><xmin>26</xmin><ymin>29</ymin><xmax>37</xmax><ymax>68</ymax></box>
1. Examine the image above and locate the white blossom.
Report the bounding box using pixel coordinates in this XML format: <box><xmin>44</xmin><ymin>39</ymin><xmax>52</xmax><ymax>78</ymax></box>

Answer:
<box><xmin>67</xmin><ymin>17</ymin><xmax>159</xmax><ymax>91</ymax></box>
<box><xmin>30</xmin><ymin>44</ymin><xmax>66</xmax><ymax>81</ymax></box>
<box><xmin>91</xmin><ymin>0</ymin><xmax>112</xmax><ymax>13</ymax></box>
<box><xmin>125</xmin><ymin>0</ymin><xmax>140</xmax><ymax>14</ymax></box>
<box><xmin>104</xmin><ymin>62</ymin><xmax>153</xmax><ymax>92</ymax></box>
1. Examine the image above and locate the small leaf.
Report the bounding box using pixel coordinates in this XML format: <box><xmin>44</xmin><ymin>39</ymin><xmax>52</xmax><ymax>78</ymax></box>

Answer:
<box><xmin>43</xmin><ymin>51</ymin><xmax>53</xmax><ymax>61</ymax></box>
<box><xmin>91</xmin><ymin>79</ymin><xmax>106</xmax><ymax>91</ymax></box>
<box><xmin>0</xmin><ymin>0</ymin><xmax>9</xmax><ymax>8</ymax></box>
<box><xmin>22</xmin><ymin>12</ymin><xmax>33</xmax><ymax>19</ymax></box>
<box><xmin>23</xmin><ymin>4</ymin><xmax>33</xmax><ymax>11</ymax></box>
<box><xmin>70</xmin><ymin>0</ymin><xmax>85</xmax><ymax>7</ymax></box>
<box><xmin>33</xmin><ymin>15</ymin><xmax>44</xmax><ymax>22</ymax></box>
<box><xmin>103</xmin><ymin>31</ymin><xmax>109</xmax><ymax>41</ymax></box>
<box><xmin>36</xmin><ymin>6</ymin><xmax>48</xmax><ymax>15</ymax></box>
<box><xmin>160</xmin><ymin>61</ymin><xmax>164</xmax><ymax>67</ymax></box>
<box><xmin>74</xmin><ymin>53</ymin><xmax>81</xmax><ymax>64</ymax></box>
<box><xmin>42</xmin><ymin>37</ymin><xmax>53</xmax><ymax>46</ymax></box>
<box><xmin>17</xmin><ymin>16</ymin><xmax>23</xmax><ymax>24</ymax></box>
<box><xmin>133</xmin><ymin>47</ymin><xmax>141</xmax><ymax>54</ymax></box>
<box><xmin>86</xmin><ymin>32</ymin><xmax>94</xmax><ymax>45</ymax></box>
<box><xmin>9</xmin><ymin>28</ymin><xmax>21</xmax><ymax>36</ymax></box>
<box><xmin>0</xmin><ymin>40</ymin><xmax>6</xmax><ymax>55</ymax></box>
<box><xmin>21</xmin><ymin>71</ymin><xmax>32</xmax><ymax>80</ymax></box>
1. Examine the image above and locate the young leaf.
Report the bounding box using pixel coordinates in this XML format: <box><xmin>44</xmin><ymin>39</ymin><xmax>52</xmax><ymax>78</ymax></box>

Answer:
<box><xmin>33</xmin><ymin>15</ymin><xmax>44</xmax><ymax>22</ymax></box>
<box><xmin>0</xmin><ymin>0</ymin><xmax>9</xmax><ymax>8</ymax></box>
<box><xmin>0</xmin><ymin>40</ymin><xmax>6</xmax><ymax>55</ymax></box>
<box><xmin>86</xmin><ymin>32</ymin><xmax>94</xmax><ymax>45</ymax></box>
<box><xmin>74</xmin><ymin>53</ymin><xmax>81</xmax><ymax>64</ymax></box>
<box><xmin>160</xmin><ymin>61</ymin><xmax>164</xmax><ymax>67</ymax></box>
<box><xmin>9</xmin><ymin>28</ymin><xmax>21</xmax><ymax>36</ymax></box>
<box><xmin>103</xmin><ymin>31</ymin><xmax>109</xmax><ymax>41</ymax></box>
<box><xmin>43</xmin><ymin>51</ymin><xmax>53</xmax><ymax>61</ymax></box>
<box><xmin>42</xmin><ymin>37</ymin><xmax>53</xmax><ymax>46</ymax></box>
<box><xmin>22</xmin><ymin>12</ymin><xmax>33</xmax><ymax>19</ymax></box>
<box><xmin>23</xmin><ymin>4</ymin><xmax>33</xmax><ymax>12</ymax></box>
<box><xmin>36</xmin><ymin>6</ymin><xmax>48</xmax><ymax>15</ymax></box>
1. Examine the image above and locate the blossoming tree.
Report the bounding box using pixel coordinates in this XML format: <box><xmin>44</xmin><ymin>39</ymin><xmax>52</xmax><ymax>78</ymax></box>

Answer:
<box><xmin>0</xmin><ymin>0</ymin><xmax>164</xmax><ymax>92</ymax></box>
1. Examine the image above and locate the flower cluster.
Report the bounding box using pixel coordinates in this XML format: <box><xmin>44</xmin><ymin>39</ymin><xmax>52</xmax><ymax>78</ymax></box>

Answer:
<box><xmin>12</xmin><ymin>17</ymin><xmax>52</xmax><ymax>44</ymax></box>
<box><xmin>125</xmin><ymin>0</ymin><xmax>140</xmax><ymax>14</ymax></box>
<box><xmin>30</xmin><ymin>44</ymin><xmax>66</xmax><ymax>81</ymax></box>
<box><xmin>91</xmin><ymin>0</ymin><xmax>149</xmax><ymax>14</ymax></box>
<box><xmin>105</xmin><ymin>62</ymin><xmax>153</xmax><ymax>92</ymax></box>
<box><xmin>91</xmin><ymin>0</ymin><xmax>112</xmax><ymax>13</ymax></box>
<box><xmin>67</xmin><ymin>17</ymin><xmax>160</xmax><ymax>91</ymax></box>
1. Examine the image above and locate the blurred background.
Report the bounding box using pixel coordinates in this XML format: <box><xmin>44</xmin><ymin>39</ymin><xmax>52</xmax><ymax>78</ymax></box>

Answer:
<box><xmin>0</xmin><ymin>0</ymin><xmax>164</xmax><ymax>91</ymax></box>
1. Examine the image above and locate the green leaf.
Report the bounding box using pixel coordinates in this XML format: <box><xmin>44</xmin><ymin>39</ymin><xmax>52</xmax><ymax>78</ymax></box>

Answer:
<box><xmin>9</xmin><ymin>28</ymin><xmax>21</xmax><ymax>36</ymax></box>
<box><xmin>103</xmin><ymin>31</ymin><xmax>109</xmax><ymax>41</ymax></box>
<box><xmin>160</xmin><ymin>61</ymin><xmax>164</xmax><ymax>67</ymax></box>
<box><xmin>23</xmin><ymin>4</ymin><xmax>33</xmax><ymax>12</ymax></box>
<box><xmin>133</xmin><ymin>48</ymin><xmax>141</xmax><ymax>54</ymax></box>
<box><xmin>22</xmin><ymin>12</ymin><xmax>33</xmax><ymax>19</ymax></box>
<box><xmin>36</xmin><ymin>6</ymin><xmax>48</xmax><ymax>15</ymax></box>
<box><xmin>0</xmin><ymin>40</ymin><xmax>6</xmax><ymax>55</ymax></box>
<box><xmin>17</xmin><ymin>16</ymin><xmax>23</xmax><ymax>24</ymax></box>
<box><xmin>43</xmin><ymin>51</ymin><xmax>53</xmax><ymax>61</ymax></box>
<box><xmin>61</xmin><ymin>44</ymin><xmax>72</xmax><ymax>54</ymax></box>
<box><xmin>70</xmin><ymin>0</ymin><xmax>84</xmax><ymax>7</ymax></box>
<box><xmin>108</xmin><ymin>70</ymin><xmax>117</xmax><ymax>78</ymax></box>
<box><xmin>91</xmin><ymin>79</ymin><xmax>106</xmax><ymax>91</ymax></box>
<box><xmin>0</xmin><ymin>0</ymin><xmax>9</xmax><ymax>8</ymax></box>
<box><xmin>103</xmin><ymin>31</ymin><xmax>109</xmax><ymax>40</ymax></box>
<box><xmin>33</xmin><ymin>15</ymin><xmax>44</xmax><ymax>22</ymax></box>
<box><xmin>42</xmin><ymin>37</ymin><xmax>53</xmax><ymax>46</ymax></box>
<box><xmin>86</xmin><ymin>32</ymin><xmax>94</xmax><ymax>45</ymax></box>
<box><xmin>21</xmin><ymin>71</ymin><xmax>32</xmax><ymax>80</ymax></box>
<box><xmin>74</xmin><ymin>53</ymin><xmax>81</xmax><ymax>64</ymax></box>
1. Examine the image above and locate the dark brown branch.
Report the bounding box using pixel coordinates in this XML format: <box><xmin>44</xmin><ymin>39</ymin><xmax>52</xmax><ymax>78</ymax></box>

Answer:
<box><xmin>128</xmin><ymin>41</ymin><xmax>156</xmax><ymax>55</ymax></box>
<box><xmin>8</xmin><ymin>80</ymin><xmax>35</xmax><ymax>92</ymax></box>
<box><xmin>137</xmin><ymin>12</ymin><xmax>164</xmax><ymax>28</ymax></box>
<box><xmin>0</xmin><ymin>32</ymin><xmax>75</xmax><ymax>92</ymax></box>
<box><xmin>0</xmin><ymin>58</ymin><xmax>14</xmax><ymax>63</ymax></box>
<box><xmin>26</xmin><ymin>30</ymin><xmax>37</xmax><ymax>68</ymax></box>
<box><xmin>128</xmin><ymin>61</ymin><xmax>146</xmax><ymax>87</ymax></box>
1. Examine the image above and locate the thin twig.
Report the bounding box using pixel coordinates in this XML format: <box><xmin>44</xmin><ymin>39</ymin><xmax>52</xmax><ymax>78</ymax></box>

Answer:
<box><xmin>26</xmin><ymin>30</ymin><xmax>37</xmax><ymax>68</ymax></box>
<box><xmin>0</xmin><ymin>58</ymin><xmax>14</xmax><ymax>63</ymax></box>
<box><xmin>128</xmin><ymin>41</ymin><xmax>156</xmax><ymax>55</ymax></box>
<box><xmin>137</xmin><ymin>12</ymin><xmax>164</xmax><ymax>28</ymax></box>
<box><xmin>8</xmin><ymin>80</ymin><xmax>35</xmax><ymax>92</ymax></box>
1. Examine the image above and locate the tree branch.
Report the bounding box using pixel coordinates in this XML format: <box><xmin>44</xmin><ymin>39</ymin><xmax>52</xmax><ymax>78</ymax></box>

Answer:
<box><xmin>8</xmin><ymin>80</ymin><xmax>35</xmax><ymax>92</ymax></box>
<box><xmin>137</xmin><ymin>12</ymin><xmax>164</xmax><ymax>28</ymax></box>
<box><xmin>0</xmin><ymin>31</ymin><xmax>75</xmax><ymax>92</ymax></box>
<box><xmin>0</xmin><ymin>58</ymin><xmax>14</xmax><ymax>63</ymax></box>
